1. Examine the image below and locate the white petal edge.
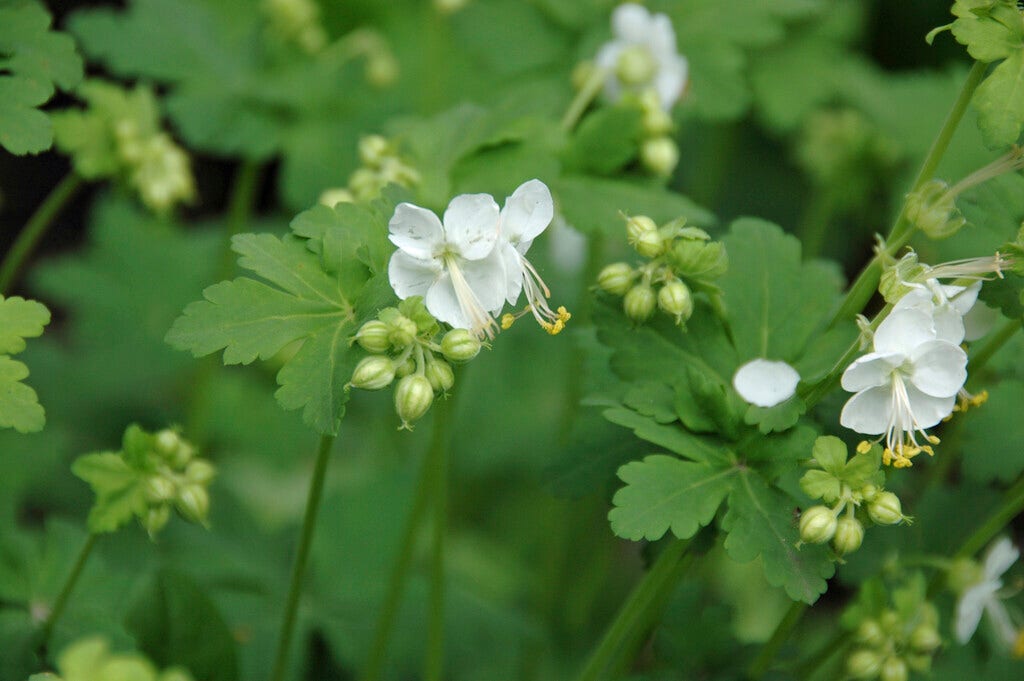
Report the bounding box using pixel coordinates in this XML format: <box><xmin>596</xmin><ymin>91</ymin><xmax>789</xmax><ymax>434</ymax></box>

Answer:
<box><xmin>732</xmin><ymin>359</ymin><xmax>800</xmax><ymax>408</ymax></box>
<box><xmin>443</xmin><ymin>193</ymin><xmax>500</xmax><ymax>261</ymax></box>
<box><xmin>840</xmin><ymin>385</ymin><xmax>892</xmax><ymax>435</ymax></box>
<box><xmin>908</xmin><ymin>340</ymin><xmax>967</xmax><ymax>398</ymax></box>
<box><xmin>388</xmin><ymin>203</ymin><xmax>444</xmax><ymax>260</ymax></box>
<box><xmin>841</xmin><ymin>352</ymin><xmax>901</xmax><ymax>392</ymax></box>
<box><xmin>956</xmin><ymin>581</ymin><xmax>999</xmax><ymax>643</ymax></box>
<box><xmin>964</xmin><ymin>301</ymin><xmax>999</xmax><ymax>342</ymax></box>
<box><xmin>873</xmin><ymin>308</ymin><xmax>936</xmax><ymax>355</ymax></box>
<box><xmin>902</xmin><ymin>385</ymin><xmax>956</xmax><ymax>429</ymax></box>
<box><xmin>500</xmin><ymin>179</ymin><xmax>553</xmax><ymax>245</ymax></box>
<box><xmin>983</xmin><ymin>537</ymin><xmax>1020</xmax><ymax>580</ymax></box>
<box><xmin>612</xmin><ymin>3</ymin><xmax>652</xmax><ymax>43</ymax></box>
<box><xmin>424</xmin><ymin>273</ymin><xmax>469</xmax><ymax>330</ymax></box>
<box><xmin>388</xmin><ymin>250</ymin><xmax>441</xmax><ymax>300</ymax></box>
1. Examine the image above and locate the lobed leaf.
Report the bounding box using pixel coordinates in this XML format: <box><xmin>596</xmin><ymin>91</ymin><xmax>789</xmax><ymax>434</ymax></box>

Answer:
<box><xmin>0</xmin><ymin>296</ymin><xmax>49</xmax><ymax>355</ymax></box>
<box><xmin>0</xmin><ymin>356</ymin><xmax>44</xmax><ymax>433</ymax></box>
<box><xmin>71</xmin><ymin>452</ymin><xmax>146</xmax><ymax>534</ymax></box>
<box><xmin>975</xmin><ymin>49</ymin><xmax>1024</xmax><ymax>148</ymax></box>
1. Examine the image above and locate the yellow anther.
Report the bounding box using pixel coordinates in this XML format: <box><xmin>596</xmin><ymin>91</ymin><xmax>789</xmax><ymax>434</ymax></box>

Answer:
<box><xmin>856</xmin><ymin>441</ymin><xmax>872</xmax><ymax>454</ymax></box>
<box><xmin>927</xmin><ymin>435</ymin><xmax>940</xmax><ymax>445</ymax></box>
<box><xmin>919</xmin><ymin>445</ymin><xmax>935</xmax><ymax>456</ymax></box>
<box><xmin>501</xmin><ymin>313</ymin><xmax>516</xmax><ymax>330</ymax></box>
<box><xmin>1014</xmin><ymin>630</ymin><xmax>1024</xmax><ymax>658</ymax></box>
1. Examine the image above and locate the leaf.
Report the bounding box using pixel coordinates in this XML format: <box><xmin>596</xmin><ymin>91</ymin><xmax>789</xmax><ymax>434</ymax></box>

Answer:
<box><xmin>719</xmin><ymin>218</ymin><xmax>843</xmax><ymax>362</ymax></box>
<box><xmin>603</xmin><ymin>407</ymin><xmax>730</xmax><ymax>466</ymax></box>
<box><xmin>810</xmin><ymin>435</ymin><xmax>847</xmax><ymax>475</ymax></box>
<box><xmin>959</xmin><ymin>379</ymin><xmax>1024</xmax><ymax>483</ymax></box>
<box><xmin>722</xmin><ymin>470</ymin><xmax>834</xmax><ymax>603</ymax></box>
<box><xmin>0</xmin><ymin>0</ymin><xmax>84</xmax><ymax>154</ymax></box>
<box><xmin>71</xmin><ymin>452</ymin><xmax>146</xmax><ymax>533</ymax></box>
<box><xmin>743</xmin><ymin>396</ymin><xmax>807</xmax><ymax>434</ymax></box>
<box><xmin>125</xmin><ymin>569</ymin><xmax>239</xmax><ymax>681</ymax></box>
<box><xmin>609</xmin><ymin>454</ymin><xmax>736</xmax><ymax>541</ymax></box>
<box><xmin>0</xmin><ymin>295</ymin><xmax>49</xmax><ymax>354</ymax></box>
<box><xmin>623</xmin><ymin>381</ymin><xmax>677</xmax><ymax>424</ymax></box>
<box><xmin>948</xmin><ymin>0</ymin><xmax>1024</xmax><ymax>62</ymax></box>
<box><xmin>975</xmin><ymin>49</ymin><xmax>1024</xmax><ymax>148</ymax></box>
<box><xmin>562</xmin><ymin>106</ymin><xmax>642</xmax><ymax>175</ymax></box>
<box><xmin>0</xmin><ymin>356</ymin><xmax>44</xmax><ymax>433</ymax></box>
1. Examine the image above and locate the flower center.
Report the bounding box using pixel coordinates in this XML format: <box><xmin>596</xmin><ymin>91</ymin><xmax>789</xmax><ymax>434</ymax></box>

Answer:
<box><xmin>442</xmin><ymin>253</ymin><xmax>499</xmax><ymax>340</ymax></box>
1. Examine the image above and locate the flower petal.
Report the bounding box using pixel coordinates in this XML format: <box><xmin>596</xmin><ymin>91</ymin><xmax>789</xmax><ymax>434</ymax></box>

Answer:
<box><xmin>612</xmin><ymin>3</ymin><xmax>652</xmax><ymax>43</ymax></box>
<box><xmin>388</xmin><ymin>250</ymin><xmax>441</xmax><ymax>299</ymax></box>
<box><xmin>443</xmin><ymin>193</ymin><xmax>500</xmax><ymax>260</ymax></box>
<box><xmin>947</xmin><ymin>281</ymin><xmax>981</xmax><ymax>316</ymax></box>
<box><xmin>424</xmin><ymin>273</ymin><xmax>468</xmax><ymax>330</ymax></box>
<box><xmin>908</xmin><ymin>340</ymin><xmax>967</xmax><ymax>397</ymax></box>
<box><xmin>500</xmin><ymin>179</ymin><xmax>553</xmax><ymax>245</ymax></box>
<box><xmin>654</xmin><ymin>56</ymin><xmax>687</xmax><ymax>110</ymax></box>
<box><xmin>902</xmin><ymin>384</ymin><xmax>955</xmax><ymax>429</ymax></box>
<box><xmin>931</xmin><ymin>305</ymin><xmax>966</xmax><ymax>345</ymax></box>
<box><xmin>983</xmin><ymin>537</ymin><xmax>1020</xmax><ymax>580</ymax></box>
<box><xmin>499</xmin><ymin>242</ymin><xmax>523</xmax><ymax>306</ymax></box>
<box><xmin>964</xmin><ymin>301</ymin><xmax>999</xmax><ymax>342</ymax></box>
<box><xmin>840</xmin><ymin>385</ymin><xmax>892</xmax><ymax>435</ymax></box>
<box><xmin>732</xmin><ymin>359</ymin><xmax>800</xmax><ymax>407</ymax></box>
<box><xmin>388</xmin><ymin>203</ymin><xmax>444</xmax><ymax>260</ymax></box>
<box><xmin>956</xmin><ymin>581</ymin><xmax>999</xmax><ymax>643</ymax></box>
<box><xmin>841</xmin><ymin>352</ymin><xmax>902</xmax><ymax>392</ymax></box>
<box><xmin>985</xmin><ymin>600</ymin><xmax>1019</xmax><ymax>647</ymax></box>
<box><xmin>873</xmin><ymin>308</ymin><xmax>936</xmax><ymax>355</ymax></box>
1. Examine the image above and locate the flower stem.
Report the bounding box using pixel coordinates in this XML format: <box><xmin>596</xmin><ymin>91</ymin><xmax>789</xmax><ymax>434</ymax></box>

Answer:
<box><xmin>967</xmin><ymin>317</ymin><xmax>1022</xmax><ymax>373</ymax></box>
<box><xmin>561</xmin><ymin>67</ymin><xmax>609</xmax><ymax>133</ymax></box>
<box><xmin>573</xmin><ymin>539</ymin><xmax>690</xmax><ymax>681</ymax></box>
<box><xmin>424</xmin><ymin>397</ymin><xmax>454</xmax><ymax>681</ymax></box>
<box><xmin>38</xmin><ymin>532</ymin><xmax>98</xmax><ymax>651</ymax></box>
<box><xmin>827</xmin><ymin>61</ymin><xmax>988</xmax><ymax>328</ymax></box>
<box><xmin>746</xmin><ymin>601</ymin><xmax>808</xmax><ymax>680</ymax></box>
<box><xmin>0</xmin><ymin>172</ymin><xmax>84</xmax><ymax>295</ymax></box>
<box><xmin>269</xmin><ymin>433</ymin><xmax>336</xmax><ymax>681</ymax></box>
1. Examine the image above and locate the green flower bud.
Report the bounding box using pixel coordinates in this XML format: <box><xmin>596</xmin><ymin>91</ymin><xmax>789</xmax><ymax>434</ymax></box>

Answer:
<box><xmin>394</xmin><ymin>356</ymin><xmax>417</xmax><ymax>378</ymax></box>
<box><xmin>395</xmin><ymin>375</ymin><xmax>434</xmax><ymax>427</ymax></box>
<box><xmin>355</xmin><ymin>320</ymin><xmax>391</xmax><ymax>354</ymax></box>
<box><xmin>387</xmin><ymin>315</ymin><xmax>418</xmax><ymax>348</ymax></box>
<box><xmin>144</xmin><ymin>505</ymin><xmax>171</xmax><ymax>537</ymax></box>
<box><xmin>318</xmin><ymin>187</ymin><xmax>354</xmax><ymax>207</ymax></box>
<box><xmin>856</xmin><ymin>619</ymin><xmax>885</xmax><ymax>647</ymax></box>
<box><xmin>879</xmin><ymin>656</ymin><xmax>908</xmax><ymax>681</ymax></box>
<box><xmin>167</xmin><ymin>441</ymin><xmax>196</xmax><ymax>469</ymax></box>
<box><xmin>868</xmin><ymin>491</ymin><xmax>905</xmax><ymax>526</ymax></box>
<box><xmin>799</xmin><ymin>505</ymin><xmax>837</xmax><ymax>544</ymax></box>
<box><xmin>434</xmin><ymin>0</ymin><xmax>471</xmax><ymax>15</ymax></box>
<box><xmin>657</xmin><ymin>280</ymin><xmax>694</xmax><ymax>322</ymax></box>
<box><xmin>633</xmin><ymin>229</ymin><xmax>664</xmax><ymax>258</ymax></box>
<box><xmin>358</xmin><ymin>135</ymin><xmax>390</xmax><ymax>166</ymax></box>
<box><xmin>946</xmin><ymin>557</ymin><xmax>983</xmax><ymax>595</ymax></box>
<box><xmin>909</xmin><ymin>624</ymin><xmax>941</xmax><ymax>652</ymax></box>
<box><xmin>160</xmin><ymin>669</ymin><xmax>196</xmax><ymax>681</ymax></box>
<box><xmin>155</xmin><ymin>429</ymin><xmax>181</xmax><ymax>457</ymax></box>
<box><xmin>616</xmin><ymin>46</ymin><xmax>657</xmax><ymax>86</ymax></box>
<box><xmin>425</xmin><ymin>359</ymin><xmax>455</xmax><ymax>393</ymax></box>
<box><xmin>879</xmin><ymin>609</ymin><xmax>900</xmax><ymax>633</ymax></box>
<box><xmin>176</xmin><ymin>484</ymin><xmax>210</xmax><ymax>524</ymax></box>
<box><xmin>639</xmin><ymin>90</ymin><xmax>673</xmax><ymax>135</ymax></box>
<box><xmin>641</xmin><ymin>136</ymin><xmax>679</xmax><ymax>177</ymax></box>
<box><xmin>904</xmin><ymin>653</ymin><xmax>932</xmax><ymax>673</ymax></box>
<box><xmin>833</xmin><ymin>516</ymin><xmax>864</xmax><ymax>554</ymax></box>
<box><xmin>597</xmin><ymin>262</ymin><xmax>635</xmax><ymax>296</ymax></box>
<box><xmin>847</xmin><ymin>649</ymin><xmax>882</xmax><ymax>679</ymax></box>
<box><xmin>905</xmin><ymin>179</ymin><xmax>963</xmax><ymax>239</ymax></box>
<box><xmin>144</xmin><ymin>475</ymin><xmax>176</xmax><ymax>503</ymax></box>
<box><xmin>623</xmin><ymin>284</ymin><xmax>656</xmax><ymax>322</ymax></box>
<box><xmin>858</xmin><ymin>483</ymin><xmax>879</xmax><ymax>502</ymax></box>
<box><xmin>440</xmin><ymin>329</ymin><xmax>481</xmax><ymax>363</ymax></box>
<box><xmin>185</xmin><ymin>460</ymin><xmax>216</xmax><ymax>485</ymax></box>
<box><xmin>367</xmin><ymin>53</ymin><xmax>399</xmax><ymax>88</ymax></box>
<box><xmin>350</xmin><ymin>356</ymin><xmax>396</xmax><ymax>390</ymax></box>
<box><xmin>626</xmin><ymin>214</ymin><xmax>658</xmax><ymax>244</ymax></box>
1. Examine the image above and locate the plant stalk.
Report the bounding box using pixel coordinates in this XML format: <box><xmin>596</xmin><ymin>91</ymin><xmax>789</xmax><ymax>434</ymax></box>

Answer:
<box><xmin>747</xmin><ymin>601</ymin><xmax>808</xmax><ymax>680</ymax></box>
<box><xmin>38</xmin><ymin>532</ymin><xmax>98</xmax><ymax>650</ymax></box>
<box><xmin>424</xmin><ymin>398</ymin><xmax>454</xmax><ymax>681</ymax></box>
<box><xmin>561</xmin><ymin>67</ymin><xmax>609</xmax><ymax>132</ymax></box>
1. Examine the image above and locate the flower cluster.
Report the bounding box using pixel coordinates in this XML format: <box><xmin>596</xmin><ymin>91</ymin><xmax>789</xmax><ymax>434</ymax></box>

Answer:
<box><xmin>798</xmin><ymin>437</ymin><xmax>908</xmax><ymax>557</ymax></box>
<box><xmin>840</xmin><ymin>252</ymin><xmax>1011</xmax><ymax>467</ymax></box>
<box><xmin>952</xmin><ymin>537</ymin><xmax>1024</xmax><ymax>656</ymax></box>
<box><xmin>348</xmin><ymin>296</ymin><xmax>481</xmax><ymax>429</ymax></box>
<box><xmin>320</xmin><ymin>134</ymin><xmax>421</xmax><ymax>206</ymax></box>
<box><xmin>387</xmin><ymin>179</ymin><xmax>570</xmax><ymax>340</ymax></box>
<box><xmin>598</xmin><ymin>215</ymin><xmax>726</xmax><ymax>328</ymax></box>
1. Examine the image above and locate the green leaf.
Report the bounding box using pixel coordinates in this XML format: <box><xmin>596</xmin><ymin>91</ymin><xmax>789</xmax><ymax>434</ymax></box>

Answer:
<box><xmin>722</xmin><ymin>470</ymin><xmax>834</xmax><ymax>603</ymax></box>
<box><xmin>71</xmin><ymin>452</ymin><xmax>146</xmax><ymax>533</ymax></box>
<box><xmin>0</xmin><ymin>0</ymin><xmax>84</xmax><ymax>154</ymax></box>
<box><xmin>609</xmin><ymin>454</ymin><xmax>736</xmax><ymax>541</ymax></box>
<box><xmin>975</xmin><ymin>49</ymin><xmax>1024</xmax><ymax>148</ymax></box>
<box><xmin>125</xmin><ymin>569</ymin><xmax>238</xmax><ymax>681</ymax></box>
<box><xmin>960</xmin><ymin>379</ymin><xmax>1024</xmax><ymax>483</ymax></box>
<box><xmin>562</xmin><ymin>106</ymin><xmax>642</xmax><ymax>175</ymax></box>
<box><xmin>623</xmin><ymin>381</ymin><xmax>678</xmax><ymax>424</ymax></box>
<box><xmin>719</xmin><ymin>218</ymin><xmax>843</xmax><ymax>362</ymax></box>
<box><xmin>602</xmin><ymin>407</ymin><xmax>729</xmax><ymax>466</ymax></box>
<box><xmin>0</xmin><ymin>295</ymin><xmax>49</xmax><ymax>354</ymax></box>
<box><xmin>810</xmin><ymin>435</ymin><xmax>847</xmax><ymax>475</ymax></box>
<box><xmin>743</xmin><ymin>396</ymin><xmax>807</xmax><ymax>434</ymax></box>
<box><xmin>948</xmin><ymin>1</ymin><xmax>1024</xmax><ymax>62</ymax></box>
<box><xmin>0</xmin><ymin>356</ymin><xmax>44</xmax><ymax>433</ymax></box>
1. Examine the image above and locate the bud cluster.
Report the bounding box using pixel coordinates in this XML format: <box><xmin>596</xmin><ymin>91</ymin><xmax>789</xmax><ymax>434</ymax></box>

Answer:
<box><xmin>635</xmin><ymin>90</ymin><xmax>679</xmax><ymax>176</ymax></box>
<box><xmin>597</xmin><ymin>215</ymin><xmax>726</xmax><ymax>329</ymax></box>
<box><xmin>116</xmin><ymin>122</ymin><xmax>196</xmax><ymax>215</ymax></box>
<box><xmin>348</xmin><ymin>296</ymin><xmax>481</xmax><ymax>429</ymax></box>
<box><xmin>261</xmin><ymin>0</ymin><xmax>328</xmax><ymax>54</ymax></box>
<box><xmin>44</xmin><ymin>636</ymin><xmax>195</xmax><ymax>681</ymax></box>
<box><xmin>320</xmin><ymin>134</ymin><xmax>421</xmax><ymax>206</ymax></box>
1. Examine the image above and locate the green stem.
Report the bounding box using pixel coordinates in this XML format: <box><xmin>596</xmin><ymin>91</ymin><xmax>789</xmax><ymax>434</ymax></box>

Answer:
<box><xmin>38</xmin><ymin>532</ymin><xmax>98</xmax><ymax>650</ymax></box>
<box><xmin>424</xmin><ymin>398</ymin><xmax>453</xmax><ymax>681</ymax></box>
<box><xmin>796</xmin><ymin>190</ymin><xmax>835</xmax><ymax>260</ymax></box>
<box><xmin>827</xmin><ymin>61</ymin><xmax>988</xmax><ymax>328</ymax></box>
<box><xmin>967</xmin><ymin>317</ymin><xmax>1022</xmax><ymax>373</ymax></box>
<box><xmin>0</xmin><ymin>173</ymin><xmax>84</xmax><ymax>295</ymax></box>
<box><xmin>561</xmin><ymin>67</ymin><xmax>609</xmax><ymax>133</ymax></box>
<box><xmin>747</xmin><ymin>601</ymin><xmax>808</xmax><ymax>680</ymax></box>
<box><xmin>269</xmin><ymin>434</ymin><xmax>336</xmax><ymax>681</ymax></box>
<box><xmin>573</xmin><ymin>540</ymin><xmax>690</xmax><ymax>681</ymax></box>
<box><xmin>955</xmin><ymin>474</ymin><xmax>1024</xmax><ymax>560</ymax></box>
<box><xmin>795</xmin><ymin>631</ymin><xmax>850</xmax><ymax>681</ymax></box>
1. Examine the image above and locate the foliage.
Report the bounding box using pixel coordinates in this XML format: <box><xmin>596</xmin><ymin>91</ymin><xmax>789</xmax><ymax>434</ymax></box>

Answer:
<box><xmin>0</xmin><ymin>294</ymin><xmax>50</xmax><ymax>432</ymax></box>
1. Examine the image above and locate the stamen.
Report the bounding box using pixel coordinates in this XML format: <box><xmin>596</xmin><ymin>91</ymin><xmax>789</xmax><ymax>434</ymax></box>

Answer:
<box><xmin>444</xmin><ymin>255</ymin><xmax>499</xmax><ymax>340</ymax></box>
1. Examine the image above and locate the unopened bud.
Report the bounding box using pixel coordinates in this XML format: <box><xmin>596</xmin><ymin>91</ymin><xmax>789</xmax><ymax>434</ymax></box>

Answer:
<box><xmin>394</xmin><ymin>356</ymin><xmax>416</xmax><ymax>378</ymax></box>
<box><xmin>356</xmin><ymin>320</ymin><xmax>391</xmax><ymax>353</ymax></box>
<box><xmin>905</xmin><ymin>179</ymin><xmax>963</xmax><ymax>239</ymax></box>
<box><xmin>155</xmin><ymin>429</ymin><xmax>180</xmax><ymax>457</ymax></box>
<box><xmin>858</xmin><ymin>484</ymin><xmax>879</xmax><ymax>502</ymax></box>
<box><xmin>350</xmin><ymin>356</ymin><xmax>396</xmax><ymax>390</ymax></box>
<box><xmin>176</xmin><ymin>485</ymin><xmax>210</xmax><ymax>524</ymax></box>
<box><xmin>641</xmin><ymin>136</ymin><xmax>679</xmax><ymax>177</ymax></box>
<box><xmin>857</xmin><ymin>619</ymin><xmax>885</xmax><ymax>647</ymax></box>
<box><xmin>847</xmin><ymin>649</ymin><xmax>882</xmax><ymax>679</ymax></box>
<box><xmin>186</xmin><ymin>459</ymin><xmax>216</xmax><ymax>485</ymax></box>
<box><xmin>441</xmin><ymin>329</ymin><xmax>481</xmax><ymax>363</ymax></box>
<box><xmin>425</xmin><ymin>359</ymin><xmax>455</xmax><ymax>393</ymax></box>
<box><xmin>833</xmin><ymin>516</ymin><xmax>864</xmax><ymax>554</ymax></box>
<box><xmin>395</xmin><ymin>375</ymin><xmax>434</xmax><ymax>427</ymax></box>
<box><xmin>657</xmin><ymin>280</ymin><xmax>693</xmax><ymax>322</ymax></box>
<box><xmin>633</xmin><ymin>229</ymin><xmax>664</xmax><ymax>258</ymax></box>
<box><xmin>319</xmin><ymin>188</ymin><xmax>354</xmax><ymax>207</ymax></box>
<box><xmin>144</xmin><ymin>475</ymin><xmax>176</xmax><ymax>503</ymax></box>
<box><xmin>616</xmin><ymin>46</ymin><xmax>657</xmax><ymax>86</ymax></box>
<box><xmin>879</xmin><ymin>656</ymin><xmax>908</xmax><ymax>681</ymax></box>
<box><xmin>358</xmin><ymin>135</ymin><xmax>390</xmax><ymax>166</ymax></box>
<box><xmin>387</xmin><ymin>315</ymin><xmax>418</xmax><ymax>348</ymax></box>
<box><xmin>639</xmin><ymin>90</ymin><xmax>672</xmax><ymax>135</ymax></box>
<box><xmin>367</xmin><ymin>53</ymin><xmax>399</xmax><ymax>88</ymax></box>
<box><xmin>626</xmin><ymin>215</ymin><xmax>658</xmax><ymax>243</ymax></box>
<box><xmin>597</xmin><ymin>262</ymin><xmax>635</xmax><ymax>296</ymax></box>
<box><xmin>904</xmin><ymin>654</ymin><xmax>932</xmax><ymax>673</ymax></box>
<box><xmin>909</xmin><ymin>625</ymin><xmax>941</xmax><ymax>652</ymax></box>
<box><xmin>879</xmin><ymin>609</ymin><xmax>900</xmax><ymax>633</ymax></box>
<box><xmin>868</xmin><ymin>491</ymin><xmax>905</xmax><ymax>525</ymax></box>
<box><xmin>623</xmin><ymin>284</ymin><xmax>656</xmax><ymax>322</ymax></box>
<box><xmin>799</xmin><ymin>505</ymin><xmax>837</xmax><ymax>544</ymax></box>
<box><xmin>434</xmin><ymin>0</ymin><xmax>470</xmax><ymax>14</ymax></box>
<box><xmin>144</xmin><ymin>505</ymin><xmax>171</xmax><ymax>537</ymax></box>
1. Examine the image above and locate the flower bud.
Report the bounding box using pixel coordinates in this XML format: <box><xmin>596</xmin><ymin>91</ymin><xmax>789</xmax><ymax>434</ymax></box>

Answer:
<box><xmin>387</xmin><ymin>315</ymin><xmax>418</xmax><ymax>348</ymax></box>
<box><xmin>657</xmin><ymin>280</ymin><xmax>694</xmax><ymax>322</ymax></box>
<box><xmin>904</xmin><ymin>654</ymin><xmax>932</xmax><ymax>673</ymax></box>
<box><xmin>847</xmin><ymin>649</ymin><xmax>882</xmax><ymax>679</ymax></box>
<box><xmin>175</xmin><ymin>484</ymin><xmax>210</xmax><ymax>524</ymax></box>
<box><xmin>858</xmin><ymin>483</ymin><xmax>879</xmax><ymax>502</ymax></box>
<box><xmin>394</xmin><ymin>356</ymin><xmax>416</xmax><ymax>378</ymax></box>
<box><xmin>597</xmin><ymin>262</ymin><xmax>635</xmax><ymax>296</ymax></box>
<box><xmin>358</xmin><ymin>135</ymin><xmax>390</xmax><ymax>166</ymax></box>
<box><xmin>856</xmin><ymin>619</ymin><xmax>885</xmax><ymax>647</ymax></box>
<box><xmin>623</xmin><ymin>284</ymin><xmax>656</xmax><ymax>322</ymax></box>
<box><xmin>879</xmin><ymin>609</ymin><xmax>900</xmax><ymax>633</ymax></box>
<box><xmin>185</xmin><ymin>459</ymin><xmax>217</xmax><ymax>485</ymax></box>
<box><xmin>879</xmin><ymin>656</ymin><xmax>908</xmax><ymax>681</ymax></box>
<box><xmin>395</xmin><ymin>375</ymin><xmax>434</xmax><ymax>427</ymax></box>
<box><xmin>833</xmin><ymin>516</ymin><xmax>864</xmax><ymax>554</ymax></box>
<box><xmin>639</xmin><ymin>90</ymin><xmax>673</xmax><ymax>135</ymax></box>
<box><xmin>641</xmin><ymin>136</ymin><xmax>679</xmax><ymax>177</ymax></box>
<box><xmin>868</xmin><ymin>491</ymin><xmax>905</xmax><ymax>526</ymax></box>
<box><xmin>441</xmin><ymin>329</ymin><xmax>481</xmax><ymax>363</ymax></box>
<box><xmin>909</xmin><ymin>625</ymin><xmax>941</xmax><ymax>652</ymax></box>
<box><xmin>799</xmin><ymin>506</ymin><xmax>837</xmax><ymax>544</ymax></box>
<box><xmin>355</xmin><ymin>320</ymin><xmax>391</xmax><ymax>354</ymax></box>
<box><xmin>143</xmin><ymin>505</ymin><xmax>171</xmax><ymax>537</ymax></box>
<box><xmin>425</xmin><ymin>359</ymin><xmax>455</xmax><ymax>393</ymax></box>
<box><xmin>626</xmin><ymin>215</ymin><xmax>658</xmax><ymax>244</ymax></box>
<box><xmin>633</xmin><ymin>230</ymin><xmax>664</xmax><ymax>258</ymax></box>
<box><xmin>905</xmin><ymin>179</ymin><xmax>963</xmax><ymax>239</ymax></box>
<box><xmin>319</xmin><ymin>187</ymin><xmax>355</xmax><ymax>207</ymax></box>
<box><xmin>616</xmin><ymin>45</ymin><xmax>657</xmax><ymax>86</ymax></box>
<box><xmin>167</xmin><ymin>441</ymin><xmax>196</xmax><ymax>469</ymax></box>
<box><xmin>144</xmin><ymin>475</ymin><xmax>176</xmax><ymax>503</ymax></box>
<box><xmin>155</xmin><ymin>429</ymin><xmax>181</xmax><ymax>457</ymax></box>
<box><xmin>350</xmin><ymin>356</ymin><xmax>396</xmax><ymax>390</ymax></box>
<box><xmin>367</xmin><ymin>53</ymin><xmax>399</xmax><ymax>88</ymax></box>
<box><xmin>434</xmin><ymin>0</ymin><xmax>470</xmax><ymax>15</ymax></box>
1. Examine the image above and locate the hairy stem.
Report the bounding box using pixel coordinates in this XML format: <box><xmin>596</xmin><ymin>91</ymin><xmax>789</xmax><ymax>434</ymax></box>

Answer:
<box><xmin>269</xmin><ymin>434</ymin><xmax>336</xmax><ymax>681</ymax></box>
<box><xmin>38</xmin><ymin>532</ymin><xmax>98</xmax><ymax>651</ymax></box>
<box><xmin>0</xmin><ymin>173</ymin><xmax>84</xmax><ymax>295</ymax></box>
<box><xmin>424</xmin><ymin>398</ymin><xmax>454</xmax><ymax>681</ymax></box>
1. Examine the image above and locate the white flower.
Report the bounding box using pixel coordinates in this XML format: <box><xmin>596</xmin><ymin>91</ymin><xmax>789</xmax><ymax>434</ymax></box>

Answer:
<box><xmin>496</xmin><ymin>180</ymin><xmax>570</xmax><ymax>334</ymax></box>
<box><xmin>732</xmin><ymin>359</ymin><xmax>800</xmax><ymax>408</ymax></box>
<box><xmin>956</xmin><ymin>538</ymin><xmax>1021</xmax><ymax>650</ymax></box>
<box><xmin>595</xmin><ymin>3</ymin><xmax>688</xmax><ymax>111</ymax></box>
<box><xmin>839</xmin><ymin>308</ymin><xmax>967</xmax><ymax>467</ymax></box>
<box><xmin>387</xmin><ymin>194</ymin><xmax>507</xmax><ymax>339</ymax></box>
<box><xmin>893</xmin><ymin>279</ymin><xmax>981</xmax><ymax>344</ymax></box>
